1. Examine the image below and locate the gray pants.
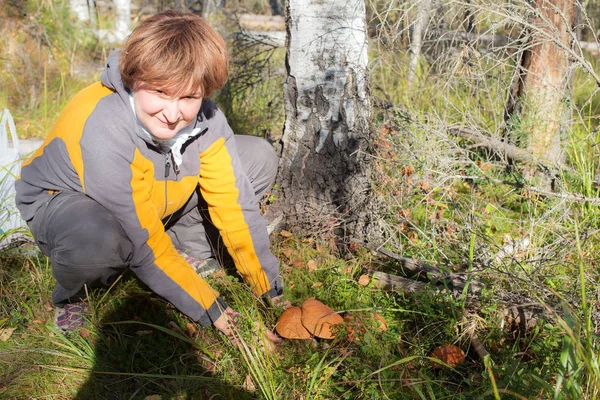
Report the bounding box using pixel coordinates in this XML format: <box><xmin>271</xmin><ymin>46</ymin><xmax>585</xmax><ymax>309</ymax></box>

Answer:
<box><xmin>28</xmin><ymin>136</ymin><xmax>278</xmax><ymax>305</ymax></box>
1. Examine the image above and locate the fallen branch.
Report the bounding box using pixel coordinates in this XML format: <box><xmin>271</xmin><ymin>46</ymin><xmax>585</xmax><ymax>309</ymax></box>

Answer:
<box><xmin>356</xmin><ymin>239</ymin><xmax>484</xmax><ymax>294</ymax></box>
<box><xmin>357</xmin><ymin>240</ymin><xmax>550</xmax><ymax>334</ymax></box>
<box><xmin>448</xmin><ymin>125</ymin><xmax>533</xmax><ymax>164</ymax></box>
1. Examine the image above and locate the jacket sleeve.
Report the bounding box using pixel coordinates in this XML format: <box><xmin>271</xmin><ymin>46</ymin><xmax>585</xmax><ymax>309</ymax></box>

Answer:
<box><xmin>198</xmin><ymin>117</ymin><xmax>283</xmax><ymax>298</ymax></box>
<box><xmin>80</xmin><ymin>108</ymin><xmax>227</xmax><ymax>327</ymax></box>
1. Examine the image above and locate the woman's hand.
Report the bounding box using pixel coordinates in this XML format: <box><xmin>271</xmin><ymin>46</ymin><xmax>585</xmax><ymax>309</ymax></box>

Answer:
<box><xmin>213</xmin><ymin>307</ymin><xmax>240</xmax><ymax>338</ymax></box>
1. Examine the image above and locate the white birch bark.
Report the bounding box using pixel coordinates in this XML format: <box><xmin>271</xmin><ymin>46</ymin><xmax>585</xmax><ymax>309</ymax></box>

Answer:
<box><xmin>69</xmin><ymin>0</ymin><xmax>96</xmax><ymax>23</ymax></box>
<box><xmin>407</xmin><ymin>0</ymin><xmax>431</xmax><ymax>89</ymax></box>
<box><xmin>277</xmin><ymin>0</ymin><xmax>377</xmax><ymax>239</ymax></box>
<box><xmin>113</xmin><ymin>0</ymin><xmax>132</xmax><ymax>42</ymax></box>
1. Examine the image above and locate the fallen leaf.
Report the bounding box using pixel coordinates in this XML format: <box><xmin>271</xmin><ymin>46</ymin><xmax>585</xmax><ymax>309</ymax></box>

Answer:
<box><xmin>144</xmin><ymin>395</ymin><xmax>162</xmax><ymax>400</ymax></box>
<box><xmin>358</xmin><ymin>275</ymin><xmax>371</xmax><ymax>286</ymax></box>
<box><xmin>243</xmin><ymin>374</ymin><xmax>256</xmax><ymax>392</ymax></box>
<box><xmin>79</xmin><ymin>329</ymin><xmax>92</xmax><ymax>338</ymax></box>
<box><xmin>282</xmin><ymin>248</ymin><xmax>294</xmax><ymax>259</ymax></box>
<box><xmin>402</xmin><ymin>165</ymin><xmax>415</xmax><ymax>176</ymax></box>
<box><xmin>279</xmin><ymin>230</ymin><xmax>293</xmax><ymax>238</ymax></box>
<box><xmin>311</xmin><ymin>282</ymin><xmax>323</xmax><ymax>288</ymax></box>
<box><xmin>0</xmin><ymin>328</ymin><xmax>16</xmax><ymax>342</ymax></box>
<box><xmin>418</xmin><ymin>180</ymin><xmax>432</xmax><ymax>193</ymax></box>
<box><xmin>307</xmin><ymin>260</ymin><xmax>317</xmax><ymax>272</ymax></box>
<box><xmin>185</xmin><ymin>322</ymin><xmax>198</xmax><ymax>335</ymax></box>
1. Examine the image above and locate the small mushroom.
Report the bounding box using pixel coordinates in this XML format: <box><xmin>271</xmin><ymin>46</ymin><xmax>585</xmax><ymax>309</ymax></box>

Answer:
<box><xmin>276</xmin><ymin>306</ymin><xmax>311</xmax><ymax>339</ymax></box>
<box><xmin>300</xmin><ymin>298</ymin><xmax>344</xmax><ymax>339</ymax></box>
<box><xmin>430</xmin><ymin>344</ymin><xmax>466</xmax><ymax>369</ymax></box>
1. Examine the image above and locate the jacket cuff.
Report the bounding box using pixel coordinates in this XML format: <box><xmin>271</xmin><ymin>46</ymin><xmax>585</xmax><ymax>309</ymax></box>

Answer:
<box><xmin>265</xmin><ymin>277</ymin><xmax>284</xmax><ymax>298</ymax></box>
<box><xmin>198</xmin><ymin>297</ymin><xmax>228</xmax><ymax>327</ymax></box>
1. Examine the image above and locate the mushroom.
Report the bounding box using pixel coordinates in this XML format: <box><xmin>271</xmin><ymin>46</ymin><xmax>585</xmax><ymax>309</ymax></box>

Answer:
<box><xmin>300</xmin><ymin>298</ymin><xmax>344</xmax><ymax>339</ymax></box>
<box><xmin>430</xmin><ymin>344</ymin><xmax>466</xmax><ymax>369</ymax></box>
<box><xmin>275</xmin><ymin>306</ymin><xmax>311</xmax><ymax>339</ymax></box>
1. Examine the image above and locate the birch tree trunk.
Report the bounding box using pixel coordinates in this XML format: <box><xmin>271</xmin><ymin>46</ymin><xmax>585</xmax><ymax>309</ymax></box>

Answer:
<box><xmin>113</xmin><ymin>0</ymin><xmax>131</xmax><ymax>42</ymax></box>
<box><xmin>275</xmin><ymin>0</ymin><xmax>377</xmax><ymax>241</ymax></box>
<box><xmin>69</xmin><ymin>0</ymin><xmax>96</xmax><ymax>24</ymax></box>
<box><xmin>505</xmin><ymin>0</ymin><xmax>580</xmax><ymax>164</ymax></box>
<box><xmin>407</xmin><ymin>0</ymin><xmax>431</xmax><ymax>89</ymax></box>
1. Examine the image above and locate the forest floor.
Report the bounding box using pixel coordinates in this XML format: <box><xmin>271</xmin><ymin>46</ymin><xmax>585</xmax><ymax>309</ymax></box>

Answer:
<box><xmin>2</xmin><ymin>1</ymin><xmax>600</xmax><ymax>399</ymax></box>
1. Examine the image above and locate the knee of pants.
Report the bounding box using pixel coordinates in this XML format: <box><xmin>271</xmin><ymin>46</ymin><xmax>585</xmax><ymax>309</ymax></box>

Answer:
<box><xmin>48</xmin><ymin>199</ymin><xmax>133</xmax><ymax>269</ymax></box>
<box><xmin>241</xmin><ymin>137</ymin><xmax>279</xmax><ymax>198</ymax></box>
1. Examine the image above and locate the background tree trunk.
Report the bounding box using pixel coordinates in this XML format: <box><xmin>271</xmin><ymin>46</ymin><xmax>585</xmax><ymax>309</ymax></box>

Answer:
<box><xmin>407</xmin><ymin>0</ymin><xmax>431</xmax><ymax>89</ymax></box>
<box><xmin>275</xmin><ymin>0</ymin><xmax>377</xmax><ymax>242</ymax></box>
<box><xmin>505</xmin><ymin>0</ymin><xmax>580</xmax><ymax>164</ymax></box>
<box><xmin>69</xmin><ymin>0</ymin><xmax>96</xmax><ymax>24</ymax></box>
<box><xmin>113</xmin><ymin>0</ymin><xmax>131</xmax><ymax>42</ymax></box>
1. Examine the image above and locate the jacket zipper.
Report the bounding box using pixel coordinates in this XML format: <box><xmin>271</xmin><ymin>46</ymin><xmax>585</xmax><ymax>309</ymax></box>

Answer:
<box><xmin>162</xmin><ymin>152</ymin><xmax>171</xmax><ymax>218</ymax></box>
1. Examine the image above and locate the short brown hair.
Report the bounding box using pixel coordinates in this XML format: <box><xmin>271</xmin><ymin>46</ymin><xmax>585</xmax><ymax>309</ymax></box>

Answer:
<box><xmin>120</xmin><ymin>10</ymin><xmax>228</xmax><ymax>98</ymax></box>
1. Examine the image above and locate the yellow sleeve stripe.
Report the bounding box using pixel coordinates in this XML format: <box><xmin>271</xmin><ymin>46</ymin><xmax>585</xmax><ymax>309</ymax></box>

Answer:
<box><xmin>130</xmin><ymin>149</ymin><xmax>219</xmax><ymax>310</ymax></box>
<box><xmin>22</xmin><ymin>82</ymin><xmax>113</xmax><ymax>191</ymax></box>
<box><xmin>199</xmin><ymin>138</ymin><xmax>271</xmax><ymax>295</ymax></box>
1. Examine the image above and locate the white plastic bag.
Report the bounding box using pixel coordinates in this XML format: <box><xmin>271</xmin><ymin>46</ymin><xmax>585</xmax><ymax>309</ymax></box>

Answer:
<box><xmin>0</xmin><ymin>108</ymin><xmax>26</xmax><ymax>235</ymax></box>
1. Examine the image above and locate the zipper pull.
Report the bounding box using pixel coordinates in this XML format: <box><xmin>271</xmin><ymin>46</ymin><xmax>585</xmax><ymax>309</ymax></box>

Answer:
<box><xmin>164</xmin><ymin>153</ymin><xmax>171</xmax><ymax>178</ymax></box>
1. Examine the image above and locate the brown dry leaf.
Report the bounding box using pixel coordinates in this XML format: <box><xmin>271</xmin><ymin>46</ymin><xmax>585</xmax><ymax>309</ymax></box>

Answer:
<box><xmin>373</xmin><ymin>313</ymin><xmax>388</xmax><ymax>332</ymax></box>
<box><xmin>282</xmin><ymin>248</ymin><xmax>294</xmax><ymax>259</ymax></box>
<box><xmin>407</xmin><ymin>231</ymin><xmax>419</xmax><ymax>243</ymax></box>
<box><xmin>144</xmin><ymin>395</ymin><xmax>162</xmax><ymax>400</ymax></box>
<box><xmin>311</xmin><ymin>282</ymin><xmax>323</xmax><ymax>288</ymax></box>
<box><xmin>342</xmin><ymin>265</ymin><xmax>354</xmax><ymax>275</ymax></box>
<box><xmin>402</xmin><ymin>165</ymin><xmax>415</xmax><ymax>176</ymax></box>
<box><xmin>79</xmin><ymin>329</ymin><xmax>92</xmax><ymax>338</ymax></box>
<box><xmin>185</xmin><ymin>322</ymin><xmax>198</xmax><ymax>335</ymax></box>
<box><xmin>397</xmin><ymin>208</ymin><xmax>412</xmax><ymax>219</ymax></box>
<box><xmin>307</xmin><ymin>260</ymin><xmax>318</xmax><ymax>272</ymax></box>
<box><xmin>418</xmin><ymin>180</ymin><xmax>432</xmax><ymax>193</ymax></box>
<box><xmin>430</xmin><ymin>344</ymin><xmax>466</xmax><ymax>369</ymax></box>
<box><xmin>243</xmin><ymin>375</ymin><xmax>256</xmax><ymax>392</ymax></box>
<box><xmin>0</xmin><ymin>328</ymin><xmax>16</xmax><ymax>342</ymax></box>
<box><xmin>358</xmin><ymin>275</ymin><xmax>371</xmax><ymax>286</ymax></box>
<box><xmin>279</xmin><ymin>230</ymin><xmax>293</xmax><ymax>238</ymax></box>
<box><xmin>292</xmin><ymin>259</ymin><xmax>304</xmax><ymax>269</ymax></box>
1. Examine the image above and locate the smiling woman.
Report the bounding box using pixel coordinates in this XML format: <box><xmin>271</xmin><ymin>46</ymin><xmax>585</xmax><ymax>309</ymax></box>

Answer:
<box><xmin>132</xmin><ymin>87</ymin><xmax>203</xmax><ymax>140</ymax></box>
<box><xmin>14</xmin><ymin>10</ymin><xmax>283</xmax><ymax>344</ymax></box>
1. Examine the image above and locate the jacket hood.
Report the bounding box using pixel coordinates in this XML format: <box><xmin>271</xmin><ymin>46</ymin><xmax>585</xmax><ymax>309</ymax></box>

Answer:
<box><xmin>100</xmin><ymin>50</ymin><xmax>130</xmax><ymax>103</ymax></box>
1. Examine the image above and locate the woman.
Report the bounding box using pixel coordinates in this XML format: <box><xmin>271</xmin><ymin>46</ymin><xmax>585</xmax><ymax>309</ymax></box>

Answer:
<box><xmin>15</xmin><ymin>10</ymin><xmax>283</xmax><ymax>342</ymax></box>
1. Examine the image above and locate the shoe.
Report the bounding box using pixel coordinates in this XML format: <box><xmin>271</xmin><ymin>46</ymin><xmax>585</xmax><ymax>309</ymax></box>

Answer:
<box><xmin>54</xmin><ymin>301</ymin><xmax>90</xmax><ymax>334</ymax></box>
<box><xmin>176</xmin><ymin>249</ymin><xmax>222</xmax><ymax>278</ymax></box>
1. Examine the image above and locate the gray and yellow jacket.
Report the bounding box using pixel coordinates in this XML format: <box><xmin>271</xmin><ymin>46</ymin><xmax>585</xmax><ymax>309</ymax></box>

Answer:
<box><xmin>15</xmin><ymin>52</ymin><xmax>282</xmax><ymax>326</ymax></box>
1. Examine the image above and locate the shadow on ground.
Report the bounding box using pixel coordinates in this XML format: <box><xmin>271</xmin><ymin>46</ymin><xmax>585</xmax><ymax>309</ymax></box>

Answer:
<box><xmin>73</xmin><ymin>280</ymin><xmax>254</xmax><ymax>400</ymax></box>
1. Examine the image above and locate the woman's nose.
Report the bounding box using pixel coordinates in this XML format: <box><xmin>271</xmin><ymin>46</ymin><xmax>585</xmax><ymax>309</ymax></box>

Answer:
<box><xmin>162</xmin><ymin>99</ymin><xmax>180</xmax><ymax>122</ymax></box>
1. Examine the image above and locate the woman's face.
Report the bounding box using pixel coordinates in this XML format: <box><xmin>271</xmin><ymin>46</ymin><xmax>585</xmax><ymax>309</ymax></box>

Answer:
<box><xmin>133</xmin><ymin>85</ymin><xmax>203</xmax><ymax>139</ymax></box>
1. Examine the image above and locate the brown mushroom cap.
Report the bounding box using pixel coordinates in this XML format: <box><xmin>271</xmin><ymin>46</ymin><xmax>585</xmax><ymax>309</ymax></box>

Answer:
<box><xmin>300</xmin><ymin>298</ymin><xmax>344</xmax><ymax>339</ymax></box>
<box><xmin>276</xmin><ymin>306</ymin><xmax>311</xmax><ymax>339</ymax></box>
<box><xmin>430</xmin><ymin>344</ymin><xmax>466</xmax><ymax>369</ymax></box>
